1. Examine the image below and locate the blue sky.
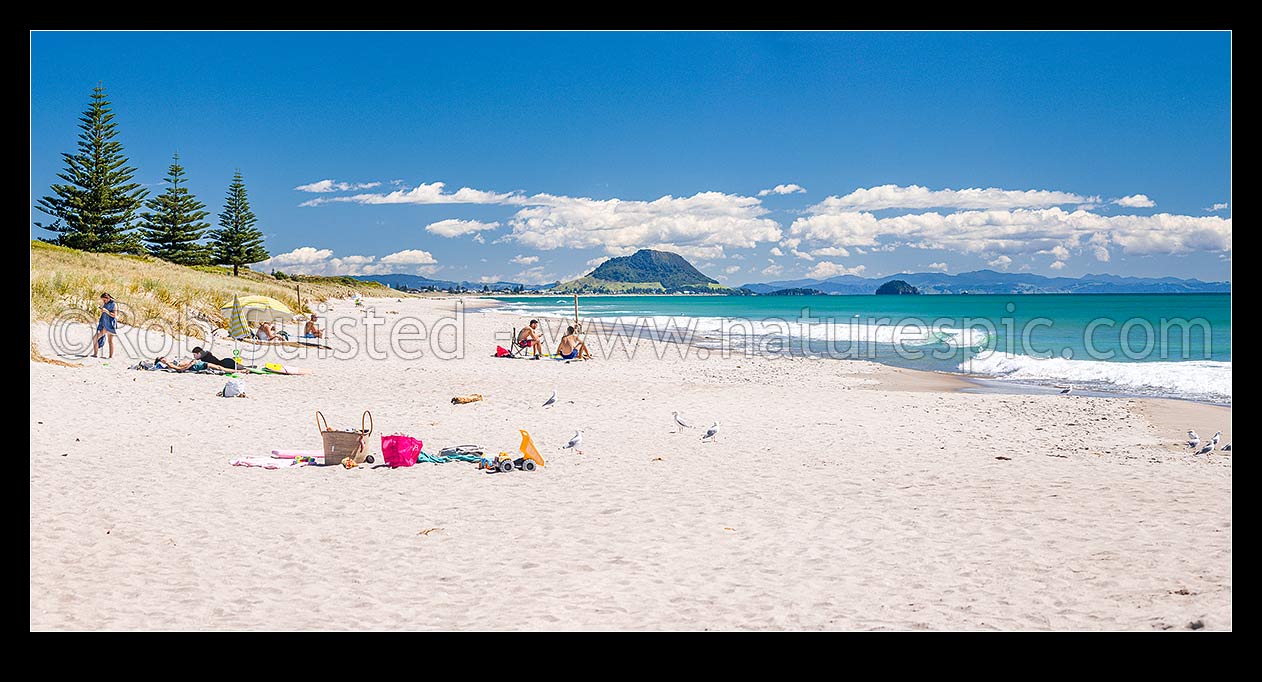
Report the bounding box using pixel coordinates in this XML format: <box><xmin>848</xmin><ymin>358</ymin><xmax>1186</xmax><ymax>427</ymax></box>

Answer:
<box><xmin>30</xmin><ymin>31</ymin><xmax>1231</xmax><ymax>284</ymax></box>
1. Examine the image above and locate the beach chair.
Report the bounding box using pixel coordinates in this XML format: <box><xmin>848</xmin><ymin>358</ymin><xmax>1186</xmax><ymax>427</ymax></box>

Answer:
<box><xmin>510</xmin><ymin>327</ymin><xmax>539</xmax><ymax>358</ymax></box>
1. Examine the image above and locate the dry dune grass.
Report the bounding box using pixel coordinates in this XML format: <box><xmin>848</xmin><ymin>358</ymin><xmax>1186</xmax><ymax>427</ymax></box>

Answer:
<box><xmin>29</xmin><ymin>241</ymin><xmax>399</xmax><ymax>336</ymax></box>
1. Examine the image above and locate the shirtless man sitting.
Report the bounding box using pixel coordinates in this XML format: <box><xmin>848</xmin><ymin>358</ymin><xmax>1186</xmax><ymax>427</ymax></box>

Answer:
<box><xmin>516</xmin><ymin>319</ymin><xmax>543</xmax><ymax>359</ymax></box>
<box><xmin>556</xmin><ymin>325</ymin><xmax>592</xmax><ymax>361</ymax></box>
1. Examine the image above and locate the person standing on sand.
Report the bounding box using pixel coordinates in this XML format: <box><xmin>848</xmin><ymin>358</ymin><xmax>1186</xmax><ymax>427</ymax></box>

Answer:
<box><xmin>90</xmin><ymin>292</ymin><xmax>118</xmax><ymax>359</ymax></box>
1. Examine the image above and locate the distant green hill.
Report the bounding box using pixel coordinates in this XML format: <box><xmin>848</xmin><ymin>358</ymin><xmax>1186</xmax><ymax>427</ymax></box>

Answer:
<box><xmin>554</xmin><ymin>249</ymin><xmax>728</xmax><ymax>293</ymax></box>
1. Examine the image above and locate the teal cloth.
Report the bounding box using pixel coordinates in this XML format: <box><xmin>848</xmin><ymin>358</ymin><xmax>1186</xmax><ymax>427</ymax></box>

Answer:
<box><xmin>415</xmin><ymin>451</ymin><xmax>484</xmax><ymax>464</ymax></box>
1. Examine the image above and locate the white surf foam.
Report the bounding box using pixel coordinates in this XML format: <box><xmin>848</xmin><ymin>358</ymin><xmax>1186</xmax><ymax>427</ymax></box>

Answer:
<box><xmin>960</xmin><ymin>352</ymin><xmax>1231</xmax><ymax>401</ymax></box>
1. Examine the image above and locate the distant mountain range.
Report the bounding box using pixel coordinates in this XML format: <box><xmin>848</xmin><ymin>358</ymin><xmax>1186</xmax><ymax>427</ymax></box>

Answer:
<box><xmin>740</xmin><ymin>270</ymin><xmax>1231</xmax><ymax>295</ymax></box>
<box><xmin>353</xmin><ymin>257</ymin><xmax>1230</xmax><ymax>296</ymax></box>
<box><xmin>350</xmin><ymin>273</ymin><xmax>556</xmax><ymax>292</ymax></box>
<box><xmin>552</xmin><ymin>249</ymin><xmax>728</xmax><ymax>293</ymax></box>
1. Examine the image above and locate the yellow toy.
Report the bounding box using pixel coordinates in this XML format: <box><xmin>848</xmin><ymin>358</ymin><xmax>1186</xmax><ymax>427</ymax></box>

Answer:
<box><xmin>478</xmin><ymin>429</ymin><xmax>546</xmax><ymax>473</ymax></box>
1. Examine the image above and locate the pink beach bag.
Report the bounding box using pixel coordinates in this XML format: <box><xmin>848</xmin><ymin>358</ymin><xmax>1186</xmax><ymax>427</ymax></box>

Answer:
<box><xmin>381</xmin><ymin>434</ymin><xmax>423</xmax><ymax>468</ymax></box>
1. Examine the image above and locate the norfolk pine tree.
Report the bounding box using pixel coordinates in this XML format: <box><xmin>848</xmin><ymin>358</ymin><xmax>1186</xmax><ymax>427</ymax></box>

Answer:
<box><xmin>140</xmin><ymin>153</ymin><xmax>211</xmax><ymax>265</ymax></box>
<box><xmin>35</xmin><ymin>84</ymin><xmax>147</xmax><ymax>252</ymax></box>
<box><xmin>209</xmin><ymin>170</ymin><xmax>269</xmax><ymax>276</ymax></box>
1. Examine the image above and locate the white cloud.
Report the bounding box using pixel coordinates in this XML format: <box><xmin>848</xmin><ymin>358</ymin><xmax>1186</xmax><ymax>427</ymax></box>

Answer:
<box><xmin>790</xmin><ymin>207</ymin><xmax>1231</xmax><ymax>260</ymax></box>
<box><xmin>1206</xmin><ymin>202</ymin><xmax>1229</xmax><ymax>212</ymax></box>
<box><xmin>1042</xmin><ymin>245</ymin><xmax>1071</xmax><ymax>260</ymax></box>
<box><xmin>790</xmin><ymin>249</ymin><xmax>815</xmax><ymax>261</ymax></box>
<box><xmin>1113</xmin><ymin>194</ymin><xmax>1155</xmax><ymax>208</ymax></box>
<box><xmin>1049</xmin><ymin>260</ymin><xmax>1067</xmax><ymax>270</ymax></box>
<box><xmin>425</xmin><ymin>219</ymin><xmax>501</xmax><ymax>238</ymax></box>
<box><xmin>510</xmin><ymin>254</ymin><xmax>539</xmax><ymax>265</ymax></box>
<box><xmin>584</xmin><ymin>256</ymin><xmax>610</xmax><ymax>269</ymax></box>
<box><xmin>512</xmin><ymin>266</ymin><xmax>559</xmax><ymax>285</ymax></box>
<box><xmin>508</xmin><ymin>191</ymin><xmax>782</xmax><ymax>253</ymax></box>
<box><xmin>769</xmin><ymin>247</ymin><xmax>784</xmax><ymax>257</ymax></box>
<box><xmin>927</xmin><ymin>262</ymin><xmax>949</xmax><ymax>272</ymax></box>
<box><xmin>809</xmin><ymin>246</ymin><xmax>851</xmax><ymax>258</ymax></box>
<box><xmin>757</xmin><ymin>183</ymin><xmax>807</xmax><ymax>197</ymax></box>
<box><xmin>724</xmin><ymin>265</ymin><xmax>742</xmax><ymax>274</ymax></box>
<box><xmin>264</xmin><ymin>246</ymin><xmax>334</xmax><ymax>266</ymax></box>
<box><xmin>987</xmin><ymin>255</ymin><xmax>1013</xmax><ymax>270</ymax></box>
<box><xmin>256</xmin><ymin>246</ymin><xmax>438</xmax><ymax>276</ymax></box>
<box><xmin>814</xmin><ymin>184</ymin><xmax>1095</xmax><ymax>211</ymax></box>
<box><xmin>379</xmin><ymin>249</ymin><xmax>438</xmax><ymax>266</ymax></box>
<box><xmin>302</xmin><ymin>181</ymin><xmax>522</xmax><ymax>207</ymax></box>
<box><xmin>1092</xmin><ymin>246</ymin><xmax>1111</xmax><ymax>262</ymax></box>
<box><xmin>477</xmin><ymin>275</ymin><xmax>502</xmax><ymax>283</ymax></box>
<box><xmin>806</xmin><ymin>262</ymin><xmax>867</xmax><ymax>279</ymax></box>
<box><xmin>294</xmin><ymin>179</ymin><xmax>382</xmax><ymax>193</ymax></box>
<box><xmin>761</xmin><ymin>263</ymin><xmax>783</xmax><ymax>277</ymax></box>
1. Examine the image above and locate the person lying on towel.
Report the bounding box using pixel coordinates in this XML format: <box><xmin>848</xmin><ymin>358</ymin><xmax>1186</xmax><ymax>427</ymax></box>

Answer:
<box><xmin>191</xmin><ymin>347</ymin><xmax>241</xmax><ymax>370</ymax></box>
<box><xmin>556</xmin><ymin>325</ymin><xmax>592</xmax><ymax>361</ymax></box>
<box><xmin>517</xmin><ymin>319</ymin><xmax>543</xmax><ymax>358</ymax></box>
<box><xmin>154</xmin><ymin>353</ymin><xmax>237</xmax><ymax>373</ymax></box>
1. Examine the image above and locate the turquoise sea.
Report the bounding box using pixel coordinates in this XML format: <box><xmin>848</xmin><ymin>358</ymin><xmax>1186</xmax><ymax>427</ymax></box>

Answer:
<box><xmin>489</xmin><ymin>293</ymin><xmax>1231</xmax><ymax>404</ymax></box>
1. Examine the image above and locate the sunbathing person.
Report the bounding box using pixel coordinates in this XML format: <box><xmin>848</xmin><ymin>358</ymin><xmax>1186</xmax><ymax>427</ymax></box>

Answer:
<box><xmin>154</xmin><ymin>354</ymin><xmax>238</xmax><ymax>373</ymax></box>
<box><xmin>516</xmin><ymin>319</ymin><xmax>543</xmax><ymax>358</ymax></box>
<box><xmin>556</xmin><ymin>325</ymin><xmax>592</xmax><ymax>361</ymax></box>
<box><xmin>255</xmin><ymin>321</ymin><xmax>276</xmax><ymax>341</ymax></box>
<box><xmin>191</xmin><ymin>347</ymin><xmax>241</xmax><ymax>370</ymax></box>
<box><xmin>303</xmin><ymin>314</ymin><xmax>324</xmax><ymax>339</ymax></box>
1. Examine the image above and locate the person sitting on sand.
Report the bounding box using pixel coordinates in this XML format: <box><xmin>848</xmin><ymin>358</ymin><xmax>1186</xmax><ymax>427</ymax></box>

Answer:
<box><xmin>517</xmin><ymin>319</ymin><xmax>543</xmax><ymax>358</ymax></box>
<box><xmin>256</xmin><ymin>321</ymin><xmax>276</xmax><ymax>341</ymax></box>
<box><xmin>303</xmin><ymin>314</ymin><xmax>324</xmax><ymax>339</ymax></box>
<box><xmin>191</xmin><ymin>347</ymin><xmax>240</xmax><ymax>370</ymax></box>
<box><xmin>556</xmin><ymin>325</ymin><xmax>592</xmax><ymax>361</ymax></box>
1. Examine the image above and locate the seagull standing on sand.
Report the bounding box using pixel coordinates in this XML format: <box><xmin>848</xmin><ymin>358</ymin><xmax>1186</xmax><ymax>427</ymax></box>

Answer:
<box><xmin>1210</xmin><ymin>430</ymin><xmax>1222</xmax><ymax>447</ymax></box>
<box><xmin>1221</xmin><ymin>443</ymin><xmax>1232</xmax><ymax>452</ymax></box>
<box><xmin>1187</xmin><ymin>430</ymin><xmax>1200</xmax><ymax>449</ymax></box>
<box><xmin>1060</xmin><ymin>386</ymin><xmax>1073</xmax><ymax>395</ymax></box>
<box><xmin>542</xmin><ymin>389</ymin><xmax>557</xmax><ymax>408</ymax></box>
<box><xmin>562</xmin><ymin>430</ymin><xmax>584</xmax><ymax>454</ymax></box>
<box><xmin>701</xmin><ymin>422</ymin><xmax>720</xmax><ymax>443</ymax></box>
<box><xmin>672</xmin><ymin>411</ymin><xmax>693</xmax><ymax>433</ymax></box>
<box><xmin>1195</xmin><ymin>442</ymin><xmax>1214</xmax><ymax>456</ymax></box>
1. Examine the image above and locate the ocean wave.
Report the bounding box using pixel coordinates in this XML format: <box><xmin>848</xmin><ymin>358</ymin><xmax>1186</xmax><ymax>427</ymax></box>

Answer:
<box><xmin>585</xmin><ymin>314</ymin><xmax>988</xmax><ymax>348</ymax></box>
<box><xmin>959</xmin><ymin>353</ymin><xmax>1231</xmax><ymax>401</ymax></box>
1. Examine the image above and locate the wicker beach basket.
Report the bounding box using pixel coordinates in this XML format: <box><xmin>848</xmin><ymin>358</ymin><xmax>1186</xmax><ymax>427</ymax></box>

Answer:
<box><xmin>316</xmin><ymin>410</ymin><xmax>374</xmax><ymax>466</ymax></box>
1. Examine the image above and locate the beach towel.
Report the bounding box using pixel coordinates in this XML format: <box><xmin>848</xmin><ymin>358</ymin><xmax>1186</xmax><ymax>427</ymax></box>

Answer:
<box><xmin>230</xmin><ymin>456</ymin><xmax>303</xmax><ymax>469</ymax></box>
<box><xmin>381</xmin><ymin>434</ymin><xmax>423</xmax><ymax>468</ymax></box>
<box><xmin>417</xmin><ymin>451</ymin><xmax>484</xmax><ymax>464</ymax></box>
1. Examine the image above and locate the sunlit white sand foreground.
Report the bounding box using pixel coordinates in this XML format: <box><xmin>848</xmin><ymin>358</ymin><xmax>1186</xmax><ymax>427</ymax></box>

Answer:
<box><xmin>29</xmin><ymin>297</ymin><xmax>1232</xmax><ymax>630</ymax></box>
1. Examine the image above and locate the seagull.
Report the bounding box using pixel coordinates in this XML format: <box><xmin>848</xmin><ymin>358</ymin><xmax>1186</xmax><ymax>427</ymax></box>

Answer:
<box><xmin>1059</xmin><ymin>386</ymin><xmax>1073</xmax><ymax>395</ymax></box>
<box><xmin>1209</xmin><ymin>430</ymin><xmax>1222</xmax><ymax>447</ymax></box>
<box><xmin>1187</xmin><ymin>430</ymin><xmax>1200</xmax><ymax>449</ymax></box>
<box><xmin>562</xmin><ymin>430</ymin><xmax>584</xmax><ymax>454</ymax></box>
<box><xmin>1195</xmin><ymin>442</ymin><xmax>1214</xmax><ymax>456</ymax></box>
<box><xmin>671</xmin><ymin>411</ymin><xmax>693</xmax><ymax>433</ymax></box>
<box><xmin>701</xmin><ymin>422</ymin><xmax>720</xmax><ymax>443</ymax></box>
<box><xmin>542</xmin><ymin>389</ymin><xmax>557</xmax><ymax>408</ymax></box>
<box><xmin>1221</xmin><ymin>443</ymin><xmax>1232</xmax><ymax>452</ymax></box>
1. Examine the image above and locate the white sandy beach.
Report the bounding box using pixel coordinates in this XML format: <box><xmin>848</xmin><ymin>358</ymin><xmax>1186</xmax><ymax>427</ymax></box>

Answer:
<box><xmin>29</xmin><ymin>296</ymin><xmax>1232</xmax><ymax>630</ymax></box>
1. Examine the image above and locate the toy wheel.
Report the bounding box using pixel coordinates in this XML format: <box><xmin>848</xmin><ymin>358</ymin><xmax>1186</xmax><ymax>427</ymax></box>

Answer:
<box><xmin>365</xmin><ymin>455</ymin><xmax>375</xmax><ymax>464</ymax></box>
<box><xmin>523</xmin><ymin>460</ymin><xmax>537</xmax><ymax>472</ymax></box>
<box><xmin>499</xmin><ymin>459</ymin><xmax>514</xmax><ymax>473</ymax></box>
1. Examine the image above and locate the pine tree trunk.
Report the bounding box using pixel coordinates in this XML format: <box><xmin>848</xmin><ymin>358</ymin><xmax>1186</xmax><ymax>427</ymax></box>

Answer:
<box><xmin>233</xmin><ymin>264</ymin><xmax>239</xmax><ymax>276</ymax></box>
